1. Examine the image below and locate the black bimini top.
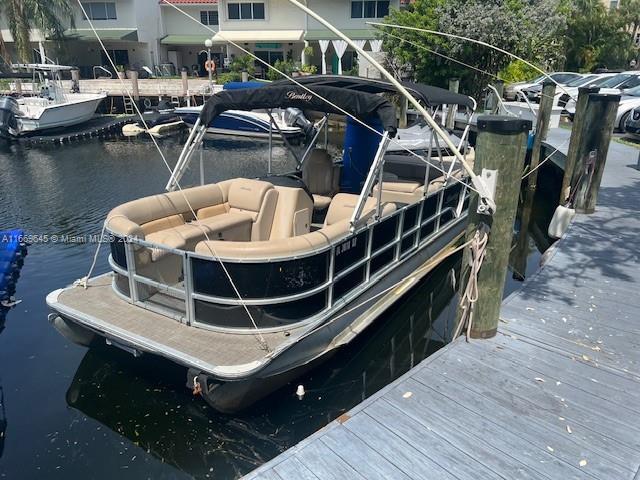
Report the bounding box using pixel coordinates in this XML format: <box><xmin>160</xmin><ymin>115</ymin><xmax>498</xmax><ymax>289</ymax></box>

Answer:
<box><xmin>199</xmin><ymin>83</ymin><xmax>398</xmax><ymax>136</ymax></box>
<box><xmin>272</xmin><ymin>75</ymin><xmax>476</xmax><ymax>110</ymax></box>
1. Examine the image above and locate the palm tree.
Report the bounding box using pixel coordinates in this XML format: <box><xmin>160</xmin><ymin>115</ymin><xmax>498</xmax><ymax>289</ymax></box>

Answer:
<box><xmin>0</xmin><ymin>0</ymin><xmax>74</xmax><ymax>63</ymax></box>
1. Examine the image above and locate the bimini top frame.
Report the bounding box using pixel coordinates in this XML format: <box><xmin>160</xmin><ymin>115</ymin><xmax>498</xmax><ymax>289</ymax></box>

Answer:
<box><xmin>166</xmin><ymin>82</ymin><xmax>398</xmax><ymax>195</ymax></box>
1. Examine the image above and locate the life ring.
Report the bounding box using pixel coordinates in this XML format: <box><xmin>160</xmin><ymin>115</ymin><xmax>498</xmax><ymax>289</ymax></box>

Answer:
<box><xmin>205</xmin><ymin>60</ymin><xmax>216</xmax><ymax>73</ymax></box>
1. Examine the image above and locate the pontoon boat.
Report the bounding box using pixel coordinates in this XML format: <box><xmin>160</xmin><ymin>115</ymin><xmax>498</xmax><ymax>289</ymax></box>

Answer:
<box><xmin>46</xmin><ymin>77</ymin><xmax>476</xmax><ymax>412</ymax></box>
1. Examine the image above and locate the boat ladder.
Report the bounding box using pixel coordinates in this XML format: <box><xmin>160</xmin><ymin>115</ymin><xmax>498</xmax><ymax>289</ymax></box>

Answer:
<box><xmin>123</xmin><ymin>96</ymin><xmax>135</xmax><ymax>115</ymax></box>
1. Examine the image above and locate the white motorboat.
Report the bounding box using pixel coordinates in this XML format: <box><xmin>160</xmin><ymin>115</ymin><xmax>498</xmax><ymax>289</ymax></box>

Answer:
<box><xmin>0</xmin><ymin>52</ymin><xmax>106</xmax><ymax>138</ymax></box>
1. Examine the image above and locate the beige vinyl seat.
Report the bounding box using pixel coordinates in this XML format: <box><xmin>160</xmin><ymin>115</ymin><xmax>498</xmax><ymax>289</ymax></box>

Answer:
<box><xmin>106</xmin><ymin>179</ymin><xmax>279</xmax><ymax>261</ymax></box>
<box><xmin>324</xmin><ymin>193</ymin><xmax>396</xmax><ymax>227</ymax></box>
<box><xmin>302</xmin><ymin>148</ymin><xmax>341</xmax><ymax>210</ymax></box>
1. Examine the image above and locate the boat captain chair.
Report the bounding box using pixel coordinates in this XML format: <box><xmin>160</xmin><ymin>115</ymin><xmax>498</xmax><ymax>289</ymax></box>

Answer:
<box><xmin>302</xmin><ymin>148</ymin><xmax>341</xmax><ymax>211</ymax></box>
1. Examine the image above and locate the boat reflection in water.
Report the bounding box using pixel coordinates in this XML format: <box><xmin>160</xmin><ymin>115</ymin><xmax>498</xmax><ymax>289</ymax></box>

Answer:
<box><xmin>65</xmin><ymin>255</ymin><xmax>460</xmax><ymax>479</ymax></box>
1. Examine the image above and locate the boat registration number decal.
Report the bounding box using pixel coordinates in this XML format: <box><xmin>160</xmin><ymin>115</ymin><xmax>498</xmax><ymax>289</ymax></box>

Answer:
<box><xmin>336</xmin><ymin>237</ymin><xmax>357</xmax><ymax>256</ymax></box>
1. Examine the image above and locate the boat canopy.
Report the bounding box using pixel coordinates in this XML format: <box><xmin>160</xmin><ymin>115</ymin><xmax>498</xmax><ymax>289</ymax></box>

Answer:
<box><xmin>199</xmin><ymin>84</ymin><xmax>398</xmax><ymax>136</ymax></box>
<box><xmin>272</xmin><ymin>75</ymin><xmax>476</xmax><ymax>110</ymax></box>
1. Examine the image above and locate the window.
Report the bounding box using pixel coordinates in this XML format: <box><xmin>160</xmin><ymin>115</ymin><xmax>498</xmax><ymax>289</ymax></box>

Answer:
<box><xmin>200</xmin><ymin>10</ymin><xmax>219</xmax><ymax>25</ymax></box>
<box><xmin>350</xmin><ymin>0</ymin><xmax>389</xmax><ymax>18</ymax></box>
<box><xmin>609</xmin><ymin>0</ymin><xmax>618</xmax><ymax>9</ymax></box>
<box><xmin>227</xmin><ymin>2</ymin><xmax>265</xmax><ymax>20</ymax></box>
<box><xmin>254</xmin><ymin>50</ymin><xmax>283</xmax><ymax>66</ymax></box>
<box><xmin>81</xmin><ymin>2</ymin><xmax>117</xmax><ymax>20</ymax></box>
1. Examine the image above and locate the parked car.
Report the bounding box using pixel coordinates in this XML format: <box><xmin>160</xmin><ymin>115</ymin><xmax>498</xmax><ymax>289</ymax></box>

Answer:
<box><xmin>523</xmin><ymin>73</ymin><xmax>593</xmax><ymax>103</ymax></box>
<box><xmin>624</xmin><ymin>106</ymin><xmax>640</xmax><ymax>136</ymax></box>
<box><xmin>564</xmin><ymin>71</ymin><xmax>640</xmax><ymax>116</ymax></box>
<box><xmin>503</xmin><ymin>72</ymin><xmax>582</xmax><ymax>101</ymax></box>
<box><xmin>613</xmin><ymin>85</ymin><xmax>640</xmax><ymax>131</ymax></box>
<box><xmin>557</xmin><ymin>73</ymin><xmax>618</xmax><ymax>108</ymax></box>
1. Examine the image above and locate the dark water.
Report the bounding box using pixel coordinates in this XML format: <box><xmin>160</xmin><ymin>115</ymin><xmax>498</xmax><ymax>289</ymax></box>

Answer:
<box><xmin>0</xmin><ymin>134</ymin><xmax>555</xmax><ymax>479</ymax></box>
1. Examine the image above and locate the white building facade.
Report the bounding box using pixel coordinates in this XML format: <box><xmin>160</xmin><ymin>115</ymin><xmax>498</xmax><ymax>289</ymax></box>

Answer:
<box><xmin>1</xmin><ymin>0</ymin><xmax>400</xmax><ymax>78</ymax></box>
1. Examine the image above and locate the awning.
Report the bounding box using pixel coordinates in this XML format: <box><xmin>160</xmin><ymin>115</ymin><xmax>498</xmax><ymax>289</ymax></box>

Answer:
<box><xmin>212</xmin><ymin>30</ymin><xmax>304</xmax><ymax>43</ymax></box>
<box><xmin>305</xmin><ymin>29</ymin><xmax>375</xmax><ymax>41</ymax></box>
<box><xmin>63</xmin><ymin>29</ymin><xmax>138</xmax><ymax>42</ymax></box>
<box><xmin>160</xmin><ymin>34</ymin><xmax>212</xmax><ymax>45</ymax></box>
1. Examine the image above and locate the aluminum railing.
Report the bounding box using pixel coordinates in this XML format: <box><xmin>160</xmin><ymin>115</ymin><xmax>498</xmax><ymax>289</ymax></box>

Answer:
<box><xmin>109</xmin><ymin>180</ymin><xmax>470</xmax><ymax>332</ymax></box>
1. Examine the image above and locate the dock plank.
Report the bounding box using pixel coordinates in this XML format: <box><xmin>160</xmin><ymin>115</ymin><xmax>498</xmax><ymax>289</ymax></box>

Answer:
<box><xmin>320</xmin><ymin>425</ymin><xmax>413</xmax><ymax>480</ymax></box>
<box><xmin>243</xmin><ymin>129</ymin><xmax>640</xmax><ymax>479</ymax></box>
<box><xmin>342</xmin><ymin>411</ymin><xmax>459</xmax><ymax>480</ymax></box>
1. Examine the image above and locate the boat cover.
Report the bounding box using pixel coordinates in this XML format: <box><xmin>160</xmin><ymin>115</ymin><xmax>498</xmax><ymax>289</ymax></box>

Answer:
<box><xmin>199</xmin><ymin>84</ymin><xmax>398</xmax><ymax>136</ymax></box>
<box><xmin>272</xmin><ymin>75</ymin><xmax>475</xmax><ymax>109</ymax></box>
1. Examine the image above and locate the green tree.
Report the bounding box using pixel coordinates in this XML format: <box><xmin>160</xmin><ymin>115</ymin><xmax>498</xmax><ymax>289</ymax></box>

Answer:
<box><xmin>381</xmin><ymin>0</ymin><xmax>568</xmax><ymax>95</ymax></box>
<box><xmin>0</xmin><ymin>0</ymin><xmax>74</xmax><ymax>63</ymax></box>
<box><xmin>565</xmin><ymin>0</ymin><xmax>634</xmax><ymax>71</ymax></box>
<box><xmin>619</xmin><ymin>0</ymin><xmax>640</xmax><ymax>62</ymax></box>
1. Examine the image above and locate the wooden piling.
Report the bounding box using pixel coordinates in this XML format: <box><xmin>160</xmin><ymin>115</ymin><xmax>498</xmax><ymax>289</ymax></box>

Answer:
<box><xmin>181</xmin><ymin>69</ymin><xmax>189</xmax><ymax>98</ymax></box>
<box><xmin>456</xmin><ymin>116</ymin><xmax>532</xmax><ymax>339</ymax></box>
<box><xmin>488</xmin><ymin>80</ymin><xmax>504</xmax><ymax>114</ymax></box>
<box><xmin>571</xmin><ymin>93</ymin><xmax>620</xmax><ymax>213</ymax></box>
<box><xmin>130</xmin><ymin>70</ymin><xmax>139</xmax><ymax>101</ymax></box>
<box><xmin>559</xmin><ymin>86</ymin><xmax>600</xmax><ymax>204</ymax></box>
<box><xmin>512</xmin><ymin>81</ymin><xmax>555</xmax><ymax>280</ymax></box>
<box><xmin>445</xmin><ymin>78</ymin><xmax>460</xmax><ymax>130</ymax></box>
<box><xmin>398</xmin><ymin>96</ymin><xmax>408</xmax><ymax>129</ymax></box>
<box><xmin>14</xmin><ymin>78</ymin><xmax>22</xmax><ymax>95</ymax></box>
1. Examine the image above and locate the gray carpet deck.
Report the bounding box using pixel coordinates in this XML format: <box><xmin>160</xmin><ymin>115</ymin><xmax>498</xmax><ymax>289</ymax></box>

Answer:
<box><xmin>244</xmin><ymin>129</ymin><xmax>640</xmax><ymax>480</ymax></box>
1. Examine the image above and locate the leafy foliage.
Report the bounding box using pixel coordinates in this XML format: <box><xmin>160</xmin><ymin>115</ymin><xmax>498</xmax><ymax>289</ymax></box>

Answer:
<box><xmin>564</xmin><ymin>0</ymin><xmax>635</xmax><ymax>71</ymax></box>
<box><xmin>266</xmin><ymin>59</ymin><xmax>297</xmax><ymax>81</ymax></box>
<box><xmin>0</xmin><ymin>0</ymin><xmax>75</xmax><ymax>62</ymax></box>
<box><xmin>382</xmin><ymin>0</ymin><xmax>569</xmax><ymax>95</ymax></box>
<box><xmin>229</xmin><ymin>55</ymin><xmax>255</xmax><ymax>73</ymax></box>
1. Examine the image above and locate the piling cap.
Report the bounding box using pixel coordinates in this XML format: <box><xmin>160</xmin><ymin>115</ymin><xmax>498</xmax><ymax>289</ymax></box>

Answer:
<box><xmin>542</xmin><ymin>79</ymin><xmax>556</xmax><ymax>87</ymax></box>
<box><xmin>578</xmin><ymin>86</ymin><xmax>600</xmax><ymax>95</ymax></box>
<box><xmin>588</xmin><ymin>92</ymin><xmax>622</xmax><ymax>103</ymax></box>
<box><xmin>477</xmin><ymin>115</ymin><xmax>532</xmax><ymax>134</ymax></box>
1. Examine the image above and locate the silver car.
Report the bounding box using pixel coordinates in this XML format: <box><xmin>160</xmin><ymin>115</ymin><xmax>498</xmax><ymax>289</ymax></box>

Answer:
<box><xmin>503</xmin><ymin>72</ymin><xmax>582</xmax><ymax>101</ymax></box>
<box><xmin>624</xmin><ymin>105</ymin><xmax>640</xmax><ymax>136</ymax></box>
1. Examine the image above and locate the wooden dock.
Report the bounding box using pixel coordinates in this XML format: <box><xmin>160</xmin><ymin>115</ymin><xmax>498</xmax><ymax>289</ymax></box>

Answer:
<box><xmin>243</xmin><ymin>133</ymin><xmax>640</xmax><ymax>480</ymax></box>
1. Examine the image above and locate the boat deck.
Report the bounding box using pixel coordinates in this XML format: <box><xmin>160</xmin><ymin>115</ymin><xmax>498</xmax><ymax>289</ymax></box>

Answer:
<box><xmin>243</xmin><ymin>131</ymin><xmax>640</xmax><ymax>479</ymax></box>
<box><xmin>51</xmin><ymin>274</ymin><xmax>303</xmax><ymax>377</ymax></box>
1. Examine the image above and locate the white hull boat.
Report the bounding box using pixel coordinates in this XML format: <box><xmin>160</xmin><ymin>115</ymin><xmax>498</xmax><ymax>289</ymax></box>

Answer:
<box><xmin>14</xmin><ymin>93</ymin><xmax>107</xmax><ymax>134</ymax></box>
<box><xmin>0</xmin><ymin>49</ymin><xmax>106</xmax><ymax>138</ymax></box>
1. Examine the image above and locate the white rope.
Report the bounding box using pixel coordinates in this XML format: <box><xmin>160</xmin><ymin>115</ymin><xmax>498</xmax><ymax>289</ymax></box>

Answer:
<box><xmin>521</xmin><ymin>137</ymin><xmax>569</xmax><ymax>180</ymax></box>
<box><xmin>453</xmin><ymin>227</ymin><xmax>488</xmax><ymax>340</ymax></box>
<box><xmin>76</xmin><ymin>1</ymin><xmax>269</xmax><ymax>351</ymax></box>
<box><xmin>163</xmin><ymin>2</ymin><xmax>483</xmax><ymax>197</ymax></box>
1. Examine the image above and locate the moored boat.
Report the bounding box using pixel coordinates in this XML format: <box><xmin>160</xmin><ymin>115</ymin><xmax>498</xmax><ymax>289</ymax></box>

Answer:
<box><xmin>0</xmin><ymin>62</ymin><xmax>105</xmax><ymax>138</ymax></box>
<box><xmin>46</xmin><ymin>77</ymin><xmax>476</xmax><ymax>412</ymax></box>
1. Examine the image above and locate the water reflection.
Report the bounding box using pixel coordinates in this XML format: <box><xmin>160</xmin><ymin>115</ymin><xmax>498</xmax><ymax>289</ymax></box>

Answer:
<box><xmin>65</xmin><ymin>256</ymin><xmax>460</xmax><ymax>480</ymax></box>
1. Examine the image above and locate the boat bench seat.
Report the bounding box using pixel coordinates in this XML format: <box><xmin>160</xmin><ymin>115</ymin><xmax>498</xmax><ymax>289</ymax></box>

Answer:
<box><xmin>106</xmin><ymin>178</ymin><xmax>279</xmax><ymax>261</ymax></box>
<box><xmin>145</xmin><ymin>212</ymin><xmax>253</xmax><ymax>260</ymax></box>
<box><xmin>195</xmin><ymin>193</ymin><xmax>396</xmax><ymax>259</ymax></box>
<box><xmin>324</xmin><ymin>193</ymin><xmax>396</xmax><ymax>227</ymax></box>
<box><xmin>372</xmin><ymin>170</ymin><xmax>466</xmax><ymax>205</ymax></box>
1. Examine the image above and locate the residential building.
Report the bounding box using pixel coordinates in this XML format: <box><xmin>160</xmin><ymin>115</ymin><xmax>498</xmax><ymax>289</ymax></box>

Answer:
<box><xmin>1</xmin><ymin>0</ymin><xmax>399</xmax><ymax>78</ymax></box>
